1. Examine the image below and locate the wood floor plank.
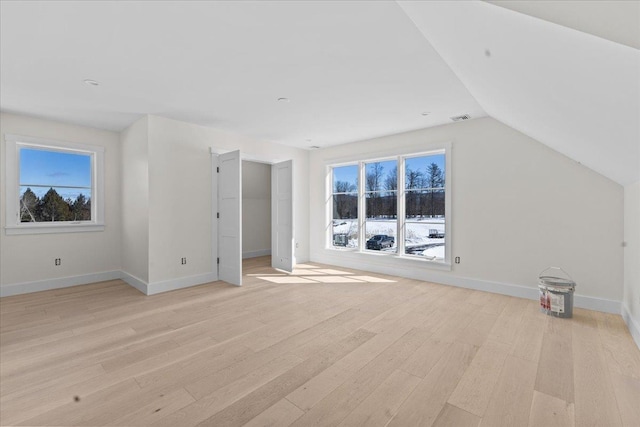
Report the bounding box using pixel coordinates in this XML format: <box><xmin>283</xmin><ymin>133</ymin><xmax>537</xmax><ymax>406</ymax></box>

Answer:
<box><xmin>432</xmin><ymin>403</ymin><xmax>481</xmax><ymax>427</ymax></box>
<box><xmin>196</xmin><ymin>329</ymin><xmax>376</xmax><ymax>427</ymax></box>
<box><xmin>609</xmin><ymin>372</ymin><xmax>640</xmax><ymax>427</ymax></box>
<box><xmin>244</xmin><ymin>398</ymin><xmax>305</xmax><ymax>427</ymax></box>
<box><xmin>447</xmin><ymin>340</ymin><xmax>512</xmax><ymax>416</ymax></box>
<box><xmin>153</xmin><ymin>353</ymin><xmax>304</xmax><ymax>426</ymax></box>
<box><xmin>110</xmin><ymin>388</ymin><xmax>196</xmax><ymax>426</ymax></box>
<box><xmin>387</xmin><ymin>342</ymin><xmax>477</xmax><ymax>427</ymax></box>
<box><xmin>535</xmin><ymin>331</ymin><xmax>575</xmax><ymax>403</ymax></box>
<box><xmin>285</xmin><ymin>321</ymin><xmax>415</xmax><ymax>411</ymax></box>
<box><xmin>337</xmin><ymin>369</ymin><xmax>421</xmax><ymax>426</ymax></box>
<box><xmin>528</xmin><ymin>390</ymin><xmax>575</xmax><ymax>427</ymax></box>
<box><xmin>573</xmin><ymin>323</ymin><xmax>623</xmax><ymax>427</ymax></box>
<box><xmin>291</xmin><ymin>327</ymin><xmax>435</xmax><ymax>427</ymax></box>
<box><xmin>511</xmin><ymin>306</ymin><xmax>546</xmax><ymax>363</ymax></box>
<box><xmin>479</xmin><ymin>356</ymin><xmax>537</xmax><ymax>427</ymax></box>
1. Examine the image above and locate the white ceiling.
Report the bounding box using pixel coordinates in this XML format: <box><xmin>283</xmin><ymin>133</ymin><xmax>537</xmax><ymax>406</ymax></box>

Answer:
<box><xmin>0</xmin><ymin>1</ymin><xmax>484</xmax><ymax>147</ymax></box>
<box><xmin>1</xmin><ymin>1</ymin><xmax>638</xmax><ymax>184</ymax></box>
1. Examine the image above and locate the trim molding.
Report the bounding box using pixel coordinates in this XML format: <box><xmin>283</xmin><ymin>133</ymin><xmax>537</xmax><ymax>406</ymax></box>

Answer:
<box><xmin>242</xmin><ymin>249</ymin><xmax>272</xmax><ymax>259</ymax></box>
<box><xmin>0</xmin><ymin>271</ymin><xmax>121</xmax><ymax>297</ymax></box>
<box><xmin>146</xmin><ymin>272</ymin><xmax>219</xmax><ymax>295</ymax></box>
<box><xmin>312</xmin><ymin>250</ymin><xmax>622</xmax><ymax>314</ymax></box>
<box><xmin>622</xmin><ymin>304</ymin><xmax>640</xmax><ymax>350</ymax></box>
<box><xmin>1</xmin><ymin>270</ymin><xmax>219</xmax><ymax>297</ymax></box>
<box><xmin>119</xmin><ymin>271</ymin><xmax>147</xmax><ymax>295</ymax></box>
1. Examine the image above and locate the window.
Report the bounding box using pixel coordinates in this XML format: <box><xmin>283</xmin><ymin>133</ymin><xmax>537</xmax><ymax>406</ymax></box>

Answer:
<box><xmin>404</xmin><ymin>154</ymin><xmax>446</xmax><ymax>260</ymax></box>
<box><xmin>365</xmin><ymin>160</ymin><xmax>397</xmax><ymax>253</ymax></box>
<box><xmin>331</xmin><ymin>164</ymin><xmax>358</xmax><ymax>248</ymax></box>
<box><xmin>4</xmin><ymin>134</ymin><xmax>105</xmax><ymax>234</ymax></box>
<box><xmin>328</xmin><ymin>147</ymin><xmax>450</xmax><ymax>265</ymax></box>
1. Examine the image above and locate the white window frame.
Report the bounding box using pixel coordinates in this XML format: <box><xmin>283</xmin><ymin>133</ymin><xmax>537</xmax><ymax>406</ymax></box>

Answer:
<box><xmin>326</xmin><ymin>143</ymin><xmax>451</xmax><ymax>267</ymax></box>
<box><xmin>4</xmin><ymin>134</ymin><xmax>105</xmax><ymax>235</ymax></box>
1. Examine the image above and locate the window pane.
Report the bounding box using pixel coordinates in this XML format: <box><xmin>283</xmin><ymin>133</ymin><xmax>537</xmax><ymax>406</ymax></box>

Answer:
<box><xmin>332</xmin><ymin>194</ymin><xmax>357</xmax><ymax>248</ymax></box>
<box><xmin>365</xmin><ymin>160</ymin><xmax>397</xmax><ymax>192</ymax></box>
<box><xmin>333</xmin><ymin>165</ymin><xmax>358</xmax><ymax>193</ymax></box>
<box><xmin>18</xmin><ymin>148</ymin><xmax>93</xmax><ymax>223</ymax></box>
<box><xmin>365</xmin><ymin>191</ymin><xmax>396</xmax><ymax>253</ymax></box>
<box><xmin>20</xmin><ymin>148</ymin><xmax>91</xmax><ymax>188</ymax></box>
<box><xmin>405</xmin><ymin>189</ymin><xmax>445</xmax><ymax>259</ymax></box>
<box><xmin>405</xmin><ymin>189</ymin><xmax>445</xmax><ymax>218</ymax></box>
<box><xmin>364</xmin><ymin>219</ymin><xmax>397</xmax><ymax>252</ymax></box>
<box><xmin>404</xmin><ymin>222</ymin><xmax>445</xmax><ymax>260</ymax></box>
<box><xmin>405</xmin><ymin>154</ymin><xmax>445</xmax><ymax>190</ymax></box>
<box><xmin>20</xmin><ymin>186</ymin><xmax>92</xmax><ymax>222</ymax></box>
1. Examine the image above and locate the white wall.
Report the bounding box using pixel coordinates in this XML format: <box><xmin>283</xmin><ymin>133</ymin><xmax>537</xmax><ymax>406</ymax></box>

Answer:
<box><xmin>309</xmin><ymin>117</ymin><xmax>624</xmax><ymax>312</ymax></box>
<box><xmin>242</xmin><ymin>160</ymin><xmax>271</xmax><ymax>258</ymax></box>
<box><xmin>146</xmin><ymin>115</ymin><xmax>309</xmax><ymax>287</ymax></box>
<box><xmin>0</xmin><ymin>113</ymin><xmax>121</xmax><ymax>295</ymax></box>
<box><xmin>120</xmin><ymin>116</ymin><xmax>149</xmax><ymax>283</ymax></box>
<box><xmin>623</xmin><ymin>181</ymin><xmax>640</xmax><ymax>346</ymax></box>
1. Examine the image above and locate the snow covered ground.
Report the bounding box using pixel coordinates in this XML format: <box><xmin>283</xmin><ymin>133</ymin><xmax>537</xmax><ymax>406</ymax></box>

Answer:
<box><xmin>332</xmin><ymin>218</ymin><xmax>445</xmax><ymax>260</ymax></box>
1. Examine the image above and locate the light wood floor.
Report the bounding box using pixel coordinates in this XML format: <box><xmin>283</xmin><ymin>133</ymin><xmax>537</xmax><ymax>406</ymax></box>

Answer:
<box><xmin>1</xmin><ymin>257</ymin><xmax>639</xmax><ymax>426</ymax></box>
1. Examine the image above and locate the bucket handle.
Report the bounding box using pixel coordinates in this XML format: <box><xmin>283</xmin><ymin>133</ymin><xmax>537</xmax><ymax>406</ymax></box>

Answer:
<box><xmin>539</xmin><ymin>266</ymin><xmax>573</xmax><ymax>281</ymax></box>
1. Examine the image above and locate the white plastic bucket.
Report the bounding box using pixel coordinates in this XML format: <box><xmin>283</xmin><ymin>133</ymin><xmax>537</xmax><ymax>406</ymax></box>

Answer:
<box><xmin>538</xmin><ymin>267</ymin><xmax>576</xmax><ymax>318</ymax></box>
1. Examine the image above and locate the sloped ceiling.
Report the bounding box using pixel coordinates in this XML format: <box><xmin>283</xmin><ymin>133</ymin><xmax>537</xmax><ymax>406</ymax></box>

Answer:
<box><xmin>399</xmin><ymin>0</ymin><xmax>640</xmax><ymax>185</ymax></box>
<box><xmin>1</xmin><ymin>1</ymin><xmax>638</xmax><ymax>185</ymax></box>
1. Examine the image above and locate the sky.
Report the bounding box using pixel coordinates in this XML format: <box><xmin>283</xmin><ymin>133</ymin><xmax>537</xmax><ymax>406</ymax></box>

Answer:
<box><xmin>333</xmin><ymin>153</ymin><xmax>445</xmax><ymax>191</ymax></box>
<box><xmin>19</xmin><ymin>148</ymin><xmax>92</xmax><ymax>199</ymax></box>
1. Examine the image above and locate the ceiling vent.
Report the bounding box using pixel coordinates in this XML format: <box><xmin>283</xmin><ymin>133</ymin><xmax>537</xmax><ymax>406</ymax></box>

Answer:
<box><xmin>450</xmin><ymin>114</ymin><xmax>471</xmax><ymax>122</ymax></box>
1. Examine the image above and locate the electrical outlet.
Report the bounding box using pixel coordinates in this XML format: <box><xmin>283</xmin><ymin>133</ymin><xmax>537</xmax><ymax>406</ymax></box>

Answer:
<box><xmin>54</xmin><ymin>258</ymin><xmax>61</xmax><ymax>266</ymax></box>
<box><xmin>455</xmin><ymin>256</ymin><xmax>460</xmax><ymax>264</ymax></box>
<box><xmin>181</xmin><ymin>257</ymin><xmax>187</xmax><ymax>265</ymax></box>
<box><xmin>295</xmin><ymin>242</ymin><xmax>299</xmax><ymax>249</ymax></box>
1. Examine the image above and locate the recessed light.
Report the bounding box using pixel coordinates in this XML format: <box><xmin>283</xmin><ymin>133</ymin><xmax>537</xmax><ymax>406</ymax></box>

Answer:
<box><xmin>83</xmin><ymin>79</ymin><xmax>100</xmax><ymax>86</ymax></box>
<box><xmin>484</xmin><ymin>49</ymin><xmax>491</xmax><ymax>57</ymax></box>
<box><xmin>277</xmin><ymin>97</ymin><xmax>290</xmax><ymax>103</ymax></box>
<box><xmin>421</xmin><ymin>112</ymin><xmax>430</xmax><ymax>116</ymax></box>
<box><xmin>310</xmin><ymin>145</ymin><xmax>320</xmax><ymax>149</ymax></box>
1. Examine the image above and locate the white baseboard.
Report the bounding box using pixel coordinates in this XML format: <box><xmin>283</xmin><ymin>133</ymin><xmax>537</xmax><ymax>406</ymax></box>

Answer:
<box><xmin>0</xmin><ymin>271</ymin><xmax>122</xmax><ymax>297</ymax></box>
<box><xmin>119</xmin><ymin>271</ymin><xmax>148</xmax><ymax>295</ymax></box>
<box><xmin>2</xmin><ymin>270</ymin><xmax>219</xmax><ymax>297</ymax></box>
<box><xmin>146</xmin><ymin>272</ymin><xmax>219</xmax><ymax>295</ymax></box>
<box><xmin>311</xmin><ymin>251</ymin><xmax>622</xmax><ymax>314</ymax></box>
<box><xmin>242</xmin><ymin>249</ymin><xmax>271</xmax><ymax>259</ymax></box>
<box><xmin>622</xmin><ymin>304</ymin><xmax>640</xmax><ymax>350</ymax></box>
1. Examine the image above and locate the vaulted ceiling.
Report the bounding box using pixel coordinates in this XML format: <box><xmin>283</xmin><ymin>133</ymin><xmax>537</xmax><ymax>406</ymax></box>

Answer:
<box><xmin>1</xmin><ymin>1</ymin><xmax>638</xmax><ymax>184</ymax></box>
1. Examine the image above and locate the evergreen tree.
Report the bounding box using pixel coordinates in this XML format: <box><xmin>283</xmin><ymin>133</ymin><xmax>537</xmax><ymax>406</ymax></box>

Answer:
<box><xmin>20</xmin><ymin>188</ymin><xmax>38</xmax><ymax>222</ymax></box>
<box><xmin>72</xmin><ymin>193</ymin><xmax>91</xmax><ymax>220</ymax></box>
<box><xmin>39</xmin><ymin>188</ymin><xmax>70</xmax><ymax>221</ymax></box>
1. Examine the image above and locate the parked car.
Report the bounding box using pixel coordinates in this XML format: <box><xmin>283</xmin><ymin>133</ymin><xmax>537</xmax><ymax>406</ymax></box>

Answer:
<box><xmin>366</xmin><ymin>234</ymin><xmax>394</xmax><ymax>250</ymax></box>
<box><xmin>428</xmin><ymin>229</ymin><xmax>445</xmax><ymax>238</ymax></box>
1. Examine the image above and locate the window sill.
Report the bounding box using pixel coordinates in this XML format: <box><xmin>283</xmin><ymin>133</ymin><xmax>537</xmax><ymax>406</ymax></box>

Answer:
<box><xmin>5</xmin><ymin>223</ymin><xmax>105</xmax><ymax>235</ymax></box>
<box><xmin>326</xmin><ymin>246</ymin><xmax>452</xmax><ymax>271</ymax></box>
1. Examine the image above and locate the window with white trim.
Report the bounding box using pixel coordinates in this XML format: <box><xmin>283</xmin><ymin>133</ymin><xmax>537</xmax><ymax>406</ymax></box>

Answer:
<box><xmin>4</xmin><ymin>134</ymin><xmax>105</xmax><ymax>235</ymax></box>
<box><xmin>331</xmin><ymin>164</ymin><xmax>358</xmax><ymax>248</ymax></box>
<box><xmin>328</xmin><ymin>147</ymin><xmax>450</xmax><ymax>264</ymax></box>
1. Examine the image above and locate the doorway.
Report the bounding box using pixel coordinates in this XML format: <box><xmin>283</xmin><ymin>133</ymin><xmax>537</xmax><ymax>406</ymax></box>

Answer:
<box><xmin>213</xmin><ymin>150</ymin><xmax>294</xmax><ymax>287</ymax></box>
<box><xmin>242</xmin><ymin>160</ymin><xmax>272</xmax><ymax>261</ymax></box>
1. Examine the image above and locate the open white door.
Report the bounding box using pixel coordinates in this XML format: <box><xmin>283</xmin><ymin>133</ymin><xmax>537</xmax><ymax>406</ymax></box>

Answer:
<box><xmin>211</xmin><ymin>153</ymin><xmax>219</xmax><ymax>282</ymax></box>
<box><xmin>272</xmin><ymin>160</ymin><xmax>294</xmax><ymax>272</ymax></box>
<box><xmin>218</xmin><ymin>150</ymin><xmax>242</xmax><ymax>286</ymax></box>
